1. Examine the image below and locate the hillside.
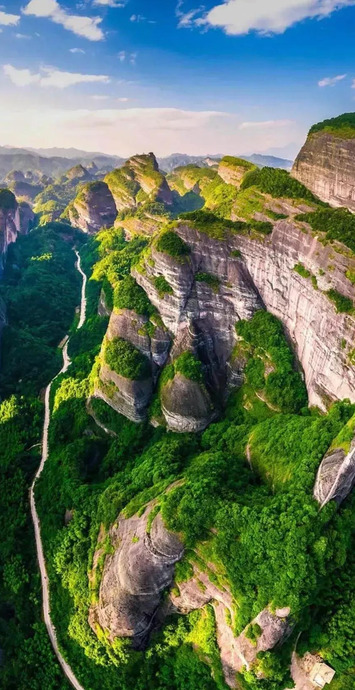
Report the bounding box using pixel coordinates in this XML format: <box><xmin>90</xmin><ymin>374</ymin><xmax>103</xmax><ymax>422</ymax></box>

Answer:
<box><xmin>1</xmin><ymin>116</ymin><xmax>355</xmax><ymax>690</ymax></box>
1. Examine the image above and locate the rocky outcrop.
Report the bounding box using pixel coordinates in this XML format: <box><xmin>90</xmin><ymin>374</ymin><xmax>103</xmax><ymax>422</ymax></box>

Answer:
<box><xmin>314</xmin><ymin>435</ymin><xmax>355</xmax><ymax>507</ymax></box>
<box><xmin>69</xmin><ymin>181</ymin><xmax>117</xmax><ymax>234</ymax></box>
<box><xmin>172</xmin><ymin>571</ymin><xmax>291</xmax><ymax>687</ymax></box>
<box><xmin>89</xmin><ymin>507</ymin><xmax>183</xmax><ymax>647</ymax></box>
<box><xmin>95</xmin><ymin>308</ymin><xmax>171</xmax><ymax>421</ymax></box>
<box><xmin>105</xmin><ymin>153</ymin><xmax>172</xmax><ymax>215</ymax></box>
<box><xmin>292</xmin><ymin>130</ymin><xmax>355</xmax><ymax>211</ymax></box>
<box><xmin>217</xmin><ymin>156</ymin><xmax>255</xmax><ymax>187</ymax></box>
<box><xmin>161</xmin><ymin>373</ymin><xmax>215</xmax><ymax>432</ymax></box>
<box><xmin>290</xmin><ymin>653</ymin><xmax>335</xmax><ymax>689</ymax></box>
<box><xmin>0</xmin><ymin>189</ymin><xmax>22</xmax><ymax>271</ymax></box>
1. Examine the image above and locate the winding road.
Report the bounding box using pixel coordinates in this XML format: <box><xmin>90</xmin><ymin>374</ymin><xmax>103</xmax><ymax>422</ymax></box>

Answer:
<box><xmin>30</xmin><ymin>249</ymin><xmax>87</xmax><ymax>690</ymax></box>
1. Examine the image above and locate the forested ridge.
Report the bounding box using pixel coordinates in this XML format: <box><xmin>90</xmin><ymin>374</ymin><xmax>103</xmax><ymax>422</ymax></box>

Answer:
<box><xmin>1</xmin><ymin>169</ymin><xmax>355</xmax><ymax>689</ymax></box>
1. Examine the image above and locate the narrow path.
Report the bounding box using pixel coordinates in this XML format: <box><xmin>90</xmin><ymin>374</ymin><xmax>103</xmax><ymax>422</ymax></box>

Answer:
<box><xmin>29</xmin><ymin>249</ymin><xmax>87</xmax><ymax>690</ymax></box>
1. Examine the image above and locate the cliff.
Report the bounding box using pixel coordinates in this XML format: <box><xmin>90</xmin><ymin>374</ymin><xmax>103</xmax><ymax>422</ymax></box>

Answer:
<box><xmin>68</xmin><ymin>181</ymin><xmax>117</xmax><ymax>234</ymax></box>
<box><xmin>292</xmin><ymin>114</ymin><xmax>355</xmax><ymax>210</ymax></box>
<box><xmin>105</xmin><ymin>152</ymin><xmax>172</xmax><ymax>214</ymax></box>
<box><xmin>0</xmin><ymin>189</ymin><xmax>33</xmax><ymax>270</ymax></box>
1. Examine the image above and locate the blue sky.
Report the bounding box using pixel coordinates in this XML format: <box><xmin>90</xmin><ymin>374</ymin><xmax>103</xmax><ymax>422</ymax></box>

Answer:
<box><xmin>0</xmin><ymin>0</ymin><xmax>354</xmax><ymax>157</ymax></box>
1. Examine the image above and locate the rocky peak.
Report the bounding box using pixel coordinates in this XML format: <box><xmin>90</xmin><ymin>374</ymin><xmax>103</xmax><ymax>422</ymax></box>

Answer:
<box><xmin>292</xmin><ymin>113</ymin><xmax>355</xmax><ymax>211</ymax></box>
<box><xmin>68</xmin><ymin>181</ymin><xmax>117</xmax><ymax>234</ymax></box>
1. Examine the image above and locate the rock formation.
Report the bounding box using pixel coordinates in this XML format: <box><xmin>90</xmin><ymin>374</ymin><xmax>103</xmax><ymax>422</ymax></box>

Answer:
<box><xmin>105</xmin><ymin>153</ymin><xmax>172</xmax><ymax>214</ymax></box>
<box><xmin>68</xmin><ymin>181</ymin><xmax>117</xmax><ymax>234</ymax></box>
<box><xmin>89</xmin><ymin>506</ymin><xmax>183</xmax><ymax>647</ymax></box>
<box><xmin>292</xmin><ymin>117</ymin><xmax>355</xmax><ymax>211</ymax></box>
<box><xmin>314</xmin><ymin>432</ymin><xmax>355</xmax><ymax>507</ymax></box>
<box><xmin>0</xmin><ymin>189</ymin><xmax>33</xmax><ymax>271</ymax></box>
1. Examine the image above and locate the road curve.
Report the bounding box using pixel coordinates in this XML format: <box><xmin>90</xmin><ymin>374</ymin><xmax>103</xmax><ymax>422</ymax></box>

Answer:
<box><xmin>30</xmin><ymin>249</ymin><xmax>87</xmax><ymax>690</ymax></box>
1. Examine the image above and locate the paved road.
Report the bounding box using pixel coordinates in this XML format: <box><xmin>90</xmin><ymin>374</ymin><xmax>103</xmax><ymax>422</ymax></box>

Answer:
<box><xmin>30</xmin><ymin>249</ymin><xmax>87</xmax><ymax>690</ymax></box>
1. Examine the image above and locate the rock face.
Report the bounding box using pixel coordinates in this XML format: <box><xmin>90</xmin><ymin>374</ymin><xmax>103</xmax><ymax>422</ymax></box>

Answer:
<box><xmin>217</xmin><ymin>156</ymin><xmax>255</xmax><ymax>187</ymax></box>
<box><xmin>95</xmin><ymin>308</ymin><xmax>171</xmax><ymax>421</ymax></box>
<box><xmin>68</xmin><ymin>181</ymin><xmax>117</xmax><ymax>234</ymax></box>
<box><xmin>89</xmin><ymin>508</ymin><xmax>183</xmax><ymax>647</ymax></box>
<box><xmin>314</xmin><ymin>436</ymin><xmax>355</xmax><ymax>507</ymax></box>
<box><xmin>0</xmin><ymin>189</ymin><xmax>32</xmax><ymax>271</ymax></box>
<box><xmin>292</xmin><ymin>130</ymin><xmax>355</xmax><ymax>211</ymax></box>
<box><xmin>105</xmin><ymin>152</ymin><xmax>172</xmax><ymax>215</ymax></box>
<box><xmin>161</xmin><ymin>373</ymin><xmax>215</xmax><ymax>432</ymax></box>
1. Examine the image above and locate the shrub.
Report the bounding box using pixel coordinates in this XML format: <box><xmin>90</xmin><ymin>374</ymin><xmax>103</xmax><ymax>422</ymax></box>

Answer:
<box><xmin>309</xmin><ymin>113</ymin><xmax>355</xmax><ymax>138</ymax></box>
<box><xmin>113</xmin><ymin>275</ymin><xmax>154</xmax><ymax>315</ymax></box>
<box><xmin>294</xmin><ymin>262</ymin><xmax>311</xmax><ymax>279</ymax></box>
<box><xmin>296</xmin><ymin>207</ymin><xmax>355</xmax><ymax>255</ymax></box>
<box><xmin>155</xmin><ymin>230</ymin><xmax>190</xmax><ymax>258</ymax></box>
<box><xmin>153</xmin><ymin>276</ymin><xmax>173</xmax><ymax>297</ymax></box>
<box><xmin>174</xmin><ymin>352</ymin><xmax>203</xmax><ymax>383</ymax></box>
<box><xmin>195</xmin><ymin>272</ymin><xmax>220</xmax><ymax>292</ymax></box>
<box><xmin>104</xmin><ymin>337</ymin><xmax>151</xmax><ymax>380</ymax></box>
<box><xmin>241</xmin><ymin>166</ymin><xmax>319</xmax><ymax>203</ymax></box>
<box><xmin>327</xmin><ymin>289</ymin><xmax>353</xmax><ymax>313</ymax></box>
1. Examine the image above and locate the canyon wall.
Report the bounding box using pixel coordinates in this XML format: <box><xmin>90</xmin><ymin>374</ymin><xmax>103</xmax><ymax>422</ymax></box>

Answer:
<box><xmin>292</xmin><ymin>131</ymin><xmax>355</xmax><ymax>211</ymax></box>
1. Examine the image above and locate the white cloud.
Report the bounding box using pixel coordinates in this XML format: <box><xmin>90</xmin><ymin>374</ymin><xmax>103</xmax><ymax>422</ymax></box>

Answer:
<box><xmin>15</xmin><ymin>33</ymin><xmax>31</xmax><ymax>39</ymax></box>
<box><xmin>118</xmin><ymin>50</ymin><xmax>137</xmax><ymax>64</ymax></box>
<box><xmin>93</xmin><ymin>0</ymin><xmax>126</xmax><ymax>6</ymax></box>
<box><xmin>0</xmin><ymin>10</ymin><xmax>20</xmax><ymax>26</ymax></box>
<box><xmin>3</xmin><ymin>64</ymin><xmax>109</xmax><ymax>88</ymax></box>
<box><xmin>176</xmin><ymin>1</ymin><xmax>204</xmax><ymax>28</ymax></box>
<box><xmin>3</xmin><ymin>65</ymin><xmax>40</xmax><ymax>87</ymax></box>
<box><xmin>23</xmin><ymin>0</ymin><xmax>104</xmax><ymax>41</ymax></box>
<box><xmin>91</xmin><ymin>94</ymin><xmax>109</xmax><ymax>100</ymax></box>
<box><xmin>185</xmin><ymin>0</ymin><xmax>355</xmax><ymax>35</ymax></box>
<box><xmin>240</xmin><ymin>119</ymin><xmax>294</xmax><ymax>129</ymax></box>
<box><xmin>69</xmin><ymin>47</ymin><xmax>86</xmax><ymax>54</ymax></box>
<box><xmin>117</xmin><ymin>97</ymin><xmax>129</xmax><ymax>102</ymax></box>
<box><xmin>318</xmin><ymin>74</ymin><xmax>347</xmax><ymax>87</ymax></box>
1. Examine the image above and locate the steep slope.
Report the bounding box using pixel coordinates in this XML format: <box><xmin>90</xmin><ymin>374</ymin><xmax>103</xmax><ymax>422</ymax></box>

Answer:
<box><xmin>105</xmin><ymin>153</ymin><xmax>172</xmax><ymax>213</ymax></box>
<box><xmin>292</xmin><ymin>113</ymin><xmax>355</xmax><ymax>210</ymax></box>
<box><xmin>68</xmin><ymin>181</ymin><xmax>117</xmax><ymax>234</ymax></box>
<box><xmin>0</xmin><ymin>189</ymin><xmax>33</xmax><ymax>270</ymax></box>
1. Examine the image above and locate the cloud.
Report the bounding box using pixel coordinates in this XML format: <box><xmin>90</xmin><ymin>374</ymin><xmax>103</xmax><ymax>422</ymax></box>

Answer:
<box><xmin>3</xmin><ymin>64</ymin><xmax>109</xmax><ymax>88</ymax></box>
<box><xmin>15</xmin><ymin>33</ymin><xmax>31</xmax><ymax>39</ymax></box>
<box><xmin>69</xmin><ymin>47</ymin><xmax>86</xmax><ymax>53</ymax></box>
<box><xmin>118</xmin><ymin>51</ymin><xmax>137</xmax><ymax>64</ymax></box>
<box><xmin>23</xmin><ymin>0</ymin><xmax>104</xmax><ymax>41</ymax></box>
<box><xmin>117</xmin><ymin>97</ymin><xmax>129</xmax><ymax>102</ymax></box>
<box><xmin>239</xmin><ymin>119</ymin><xmax>295</xmax><ymax>129</ymax></box>
<box><xmin>318</xmin><ymin>74</ymin><xmax>347</xmax><ymax>87</ymax></box>
<box><xmin>93</xmin><ymin>0</ymin><xmax>127</xmax><ymax>6</ymax></box>
<box><xmin>91</xmin><ymin>94</ymin><xmax>109</xmax><ymax>100</ymax></box>
<box><xmin>184</xmin><ymin>0</ymin><xmax>355</xmax><ymax>35</ymax></box>
<box><xmin>176</xmin><ymin>1</ymin><xmax>204</xmax><ymax>28</ymax></box>
<box><xmin>0</xmin><ymin>10</ymin><xmax>20</xmax><ymax>26</ymax></box>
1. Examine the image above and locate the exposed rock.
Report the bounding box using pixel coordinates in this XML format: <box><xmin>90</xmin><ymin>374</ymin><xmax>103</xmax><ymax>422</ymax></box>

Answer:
<box><xmin>0</xmin><ymin>189</ymin><xmax>21</xmax><ymax>271</ymax></box>
<box><xmin>292</xmin><ymin>130</ymin><xmax>355</xmax><ymax>211</ymax></box>
<box><xmin>89</xmin><ymin>508</ymin><xmax>183</xmax><ymax>646</ymax></box>
<box><xmin>18</xmin><ymin>201</ymin><xmax>35</xmax><ymax>234</ymax></box>
<box><xmin>218</xmin><ymin>156</ymin><xmax>255</xmax><ymax>188</ymax></box>
<box><xmin>161</xmin><ymin>372</ymin><xmax>215</xmax><ymax>432</ymax></box>
<box><xmin>64</xmin><ymin>163</ymin><xmax>92</xmax><ymax>183</ymax></box>
<box><xmin>69</xmin><ymin>181</ymin><xmax>117</xmax><ymax>234</ymax></box>
<box><xmin>314</xmin><ymin>436</ymin><xmax>355</xmax><ymax>507</ymax></box>
<box><xmin>105</xmin><ymin>153</ymin><xmax>172</xmax><ymax>214</ymax></box>
<box><xmin>106</xmin><ymin>308</ymin><xmax>171</xmax><ymax>368</ymax></box>
<box><xmin>96</xmin><ymin>362</ymin><xmax>153</xmax><ymax>423</ymax></box>
<box><xmin>171</xmin><ymin>569</ymin><xmax>290</xmax><ymax>687</ymax></box>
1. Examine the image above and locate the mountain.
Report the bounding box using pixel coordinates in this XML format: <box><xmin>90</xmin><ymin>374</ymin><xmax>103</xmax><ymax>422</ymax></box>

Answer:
<box><xmin>2</xmin><ymin>115</ymin><xmax>355</xmax><ymax>690</ymax></box>
<box><xmin>292</xmin><ymin>112</ymin><xmax>355</xmax><ymax>209</ymax></box>
<box><xmin>243</xmin><ymin>153</ymin><xmax>293</xmax><ymax>169</ymax></box>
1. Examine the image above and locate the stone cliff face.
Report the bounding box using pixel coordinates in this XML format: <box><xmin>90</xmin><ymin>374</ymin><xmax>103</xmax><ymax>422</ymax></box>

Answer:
<box><xmin>0</xmin><ymin>189</ymin><xmax>33</xmax><ymax>271</ymax></box>
<box><xmin>89</xmin><ymin>505</ymin><xmax>183</xmax><ymax>647</ymax></box>
<box><xmin>292</xmin><ymin>130</ymin><xmax>355</xmax><ymax>211</ymax></box>
<box><xmin>68</xmin><ymin>181</ymin><xmax>117</xmax><ymax>234</ymax></box>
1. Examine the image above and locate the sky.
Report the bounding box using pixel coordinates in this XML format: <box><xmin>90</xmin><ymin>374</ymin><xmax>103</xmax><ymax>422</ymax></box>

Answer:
<box><xmin>0</xmin><ymin>0</ymin><xmax>354</xmax><ymax>157</ymax></box>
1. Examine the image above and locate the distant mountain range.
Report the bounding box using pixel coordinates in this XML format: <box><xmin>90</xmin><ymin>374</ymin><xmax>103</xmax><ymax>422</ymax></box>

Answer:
<box><xmin>0</xmin><ymin>145</ymin><xmax>293</xmax><ymax>182</ymax></box>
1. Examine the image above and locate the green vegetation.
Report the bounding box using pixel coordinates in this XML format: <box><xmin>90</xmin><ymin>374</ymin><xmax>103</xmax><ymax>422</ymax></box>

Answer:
<box><xmin>294</xmin><ymin>262</ymin><xmax>311</xmax><ymax>278</ymax></box>
<box><xmin>105</xmin><ymin>337</ymin><xmax>151</xmax><ymax>380</ymax></box>
<box><xmin>153</xmin><ymin>275</ymin><xmax>173</xmax><ymax>297</ymax></box>
<box><xmin>245</xmin><ymin>623</ymin><xmax>262</xmax><ymax>646</ymax></box>
<box><xmin>179</xmin><ymin>209</ymin><xmax>272</xmax><ymax>240</ymax></box>
<box><xmin>241</xmin><ymin>166</ymin><xmax>319</xmax><ymax>203</ymax></box>
<box><xmin>236</xmin><ymin>311</ymin><xmax>308</xmax><ymax>414</ymax></box>
<box><xmin>195</xmin><ymin>272</ymin><xmax>220</xmax><ymax>292</ymax></box>
<box><xmin>155</xmin><ymin>229</ymin><xmax>190</xmax><ymax>259</ymax></box>
<box><xmin>326</xmin><ymin>289</ymin><xmax>353</xmax><ymax>314</ymax></box>
<box><xmin>220</xmin><ymin>155</ymin><xmax>255</xmax><ymax>171</ymax></box>
<box><xmin>309</xmin><ymin>112</ymin><xmax>355</xmax><ymax>139</ymax></box>
<box><xmin>114</xmin><ymin>275</ymin><xmax>155</xmax><ymax>315</ymax></box>
<box><xmin>174</xmin><ymin>351</ymin><xmax>204</xmax><ymax>383</ymax></box>
<box><xmin>296</xmin><ymin>207</ymin><xmax>355</xmax><ymax>254</ymax></box>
